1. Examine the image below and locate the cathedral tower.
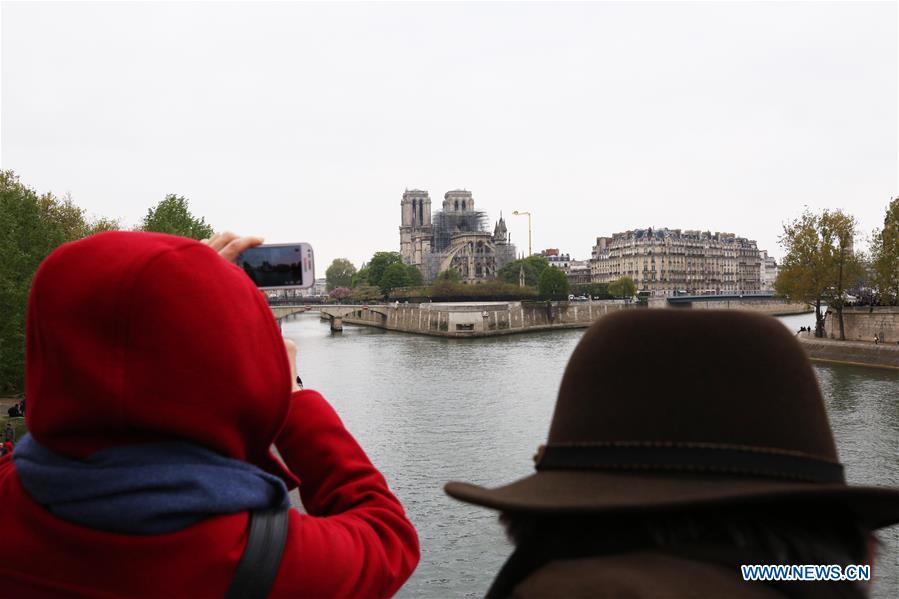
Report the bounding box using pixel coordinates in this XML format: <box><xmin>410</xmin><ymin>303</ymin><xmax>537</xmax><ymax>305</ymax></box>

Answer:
<box><xmin>399</xmin><ymin>189</ymin><xmax>432</xmax><ymax>267</ymax></box>
<box><xmin>443</xmin><ymin>189</ymin><xmax>474</xmax><ymax>213</ymax></box>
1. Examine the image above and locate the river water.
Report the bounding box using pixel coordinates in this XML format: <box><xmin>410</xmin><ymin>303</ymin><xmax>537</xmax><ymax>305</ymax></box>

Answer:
<box><xmin>282</xmin><ymin>311</ymin><xmax>898</xmax><ymax>597</ymax></box>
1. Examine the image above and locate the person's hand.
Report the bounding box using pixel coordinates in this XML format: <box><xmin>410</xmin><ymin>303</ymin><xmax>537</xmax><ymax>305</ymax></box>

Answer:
<box><xmin>284</xmin><ymin>338</ymin><xmax>301</xmax><ymax>392</ymax></box>
<box><xmin>203</xmin><ymin>233</ymin><xmax>297</xmax><ymax>390</ymax></box>
<box><xmin>201</xmin><ymin>231</ymin><xmax>264</xmax><ymax>263</ymax></box>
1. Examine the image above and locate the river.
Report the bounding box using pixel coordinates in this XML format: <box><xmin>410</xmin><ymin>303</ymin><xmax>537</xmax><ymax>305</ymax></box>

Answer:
<box><xmin>282</xmin><ymin>311</ymin><xmax>898</xmax><ymax>597</ymax></box>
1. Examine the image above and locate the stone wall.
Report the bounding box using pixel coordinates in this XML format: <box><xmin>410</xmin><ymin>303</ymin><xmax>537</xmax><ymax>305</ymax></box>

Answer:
<box><xmin>798</xmin><ymin>334</ymin><xmax>899</xmax><ymax>369</ymax></box>
<box><xmin>647</xmin><ymin>297</ymin><xmax>809</xmax><ymax>315</ymax></box>
<box><xmin>687</xmin><ymin>299</ymin><xmax>808</xmax><ymax>315</ymax></box>
<box><xmin>825</xmin><ymin>307</ymin><xmax>899</xmax><ymax>344</ymax></box>
<box><xmin>342</xmin><ymin>301</ymin><xmax>633</xmax><ymax>337</ymax></box>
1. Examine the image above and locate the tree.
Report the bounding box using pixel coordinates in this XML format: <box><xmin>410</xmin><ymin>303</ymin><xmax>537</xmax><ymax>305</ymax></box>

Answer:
<box><xmin>328</xmin><ymin>287</ymin><xmax>352</xmax><ymax>302</ymax></box>
<box><xmin>351</xmin><ymin>284</ymin><xmax>381</xmax><ymax>302</ymax></box>
<box><xmin>776</xmin><ymin>208</ymin><xmax>861</xmax><ymax>339</ymax></box>
<box><xmin>436</xmin><ymin>269</ymin><xmax>462</xmax><ymax>283</ymax></box>
<box><xmin>87</xmin><ymin>216</ymin><xmax>122</xmax><ymax>235</ymax></box>
<box><xmin>819</xmin><ymin>210</ymin><xmax>862</xmax><ymax>340</ymax></box>
<box><xmin>498</xmin><ymin>255</ymin><xmax>549</xmax><ymax>287</ymax></box>
<box><xmin>365</xmin><ymin>252</ymin><xmax>404</xmax><ymax>288</ymax></box>
<box><xmin>869</xmin><ymin>197</ymin><xmax>899</xmax><ymax>305</ymax></box>
<box><xmin>571</xmin><ymin>282</ymin><xmax>611</xmax><ymax>299</ymax></box>
<box><xmin>325</xmin><ymin>258</ymin><xmax>357</xmax><ymax>291</ymax></box>
<box><xmin>140</xmin><ymin>194</ymin><xmax>213</xmax><ymax>240</ymax></box>
<box><xmin>352</xmin><ymin>266</ymin><xmax>370</xmax><ymax>288</ymax></box>
<box><xmin>776</xmin><ymin>210</ymin><xmax>829</xmax><ymax>336</ymax></box>
<box><xmin>405</xmin><ymin>264</ymin><xmax>423</xmax><ymax>287</ymax></box>
<box><xmin>538</xmin><ymin>267</ymin><xmax>570</xmax><ymax>300</ymax></box>
<box><xmin>0</xmin><ymin>171</ymin><xmax>116</xmax><ymax>393</ymax></box>
<box><xmin>379</xmin><ymin>262</ymin><xmax>412</xmax><ymax>296</ymax></box>
<box><xmin>608</xmin><ymin>276</ymin><xmax>636</xmax><ymax>300</ymax></box>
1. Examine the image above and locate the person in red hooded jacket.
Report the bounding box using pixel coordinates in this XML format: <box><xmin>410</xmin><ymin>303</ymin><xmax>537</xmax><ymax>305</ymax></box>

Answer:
<box><xmin>0</xmin><ymin>231</ymin><xmax>419</xmax><ymax>597</ymax></box>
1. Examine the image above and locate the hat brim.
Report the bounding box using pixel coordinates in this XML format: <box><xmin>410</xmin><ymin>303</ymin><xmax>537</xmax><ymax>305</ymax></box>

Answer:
<box><xmin>445</xmin><ymin>471</ymin><xmax>899</xmax><ymax>530</ymax></box>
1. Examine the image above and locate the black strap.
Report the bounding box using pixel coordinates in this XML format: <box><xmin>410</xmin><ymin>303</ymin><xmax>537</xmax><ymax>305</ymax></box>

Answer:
<box><xmin>226</xmin><ymin>508</ymin><xmax>289</xmax><ymax>599</ymax></box>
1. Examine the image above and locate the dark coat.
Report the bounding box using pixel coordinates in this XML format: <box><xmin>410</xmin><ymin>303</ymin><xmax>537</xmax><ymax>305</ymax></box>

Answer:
<box><xmin>505</xmin><ymin>551</ymin><xmax>862</xmax><ymax>599</ymax></box>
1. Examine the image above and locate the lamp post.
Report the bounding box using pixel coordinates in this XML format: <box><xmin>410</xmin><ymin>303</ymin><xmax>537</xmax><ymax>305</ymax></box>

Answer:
<box><xmin>512</xmin><ymin>210</ymin><xmax>532</xmax><ymax>256</ymax></box>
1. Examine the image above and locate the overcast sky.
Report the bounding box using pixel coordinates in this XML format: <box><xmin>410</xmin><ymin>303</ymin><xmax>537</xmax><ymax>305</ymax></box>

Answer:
<box><xmin>2</xmin><ymin>1</ymin><xmax>896</xmax><ymax>270</ymax></box>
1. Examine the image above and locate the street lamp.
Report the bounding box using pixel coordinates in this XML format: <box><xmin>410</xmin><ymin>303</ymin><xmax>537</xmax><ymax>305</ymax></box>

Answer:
<box><xmin>512</xmin><ymin>210</ymin><xmax>532</xmax><ymax>256</ymax></box>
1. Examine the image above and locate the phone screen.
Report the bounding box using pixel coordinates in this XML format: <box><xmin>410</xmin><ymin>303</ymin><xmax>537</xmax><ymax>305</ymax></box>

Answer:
<box><xmin>238</xmin><ymin>244</ymin><xmax>312</xmax><ymax>288</ymax></box>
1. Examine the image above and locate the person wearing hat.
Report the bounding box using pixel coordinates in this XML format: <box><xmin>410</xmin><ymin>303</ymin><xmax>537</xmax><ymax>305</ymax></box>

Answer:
<box><xmin>446</xmin><ymin>309</ymin><xmax>899</xmax><ymax>598</ymax></box>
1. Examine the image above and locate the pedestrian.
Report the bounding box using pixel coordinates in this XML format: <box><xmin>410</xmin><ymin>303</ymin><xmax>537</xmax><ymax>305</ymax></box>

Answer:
<box><xmin>446</xmin><ymin>310</ymin><xmax>899</xmax><ymax>598</ymax></box>
<box><xmin>874</xmin><ymin>334</ymin><xmax>879</xmax><ymax>345</ymax></box>
<box><xmin>0</xmin><ymin>231</ymin><xmax>419</xmax><ymax>597</ymax></box>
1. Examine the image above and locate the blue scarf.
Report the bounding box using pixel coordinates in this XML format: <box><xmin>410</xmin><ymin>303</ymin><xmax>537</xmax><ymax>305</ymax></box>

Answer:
<box><xmin>13</xmin><ymin>434</ymin><xmax>289</xmax><ymax>535</ymax></box>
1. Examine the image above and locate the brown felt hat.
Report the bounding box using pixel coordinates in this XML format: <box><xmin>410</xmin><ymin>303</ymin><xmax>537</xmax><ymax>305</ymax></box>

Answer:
<box><xmin>445</xmin><ymin>310</ymin><xmax>899</xmax><ymax>529</ymax></box>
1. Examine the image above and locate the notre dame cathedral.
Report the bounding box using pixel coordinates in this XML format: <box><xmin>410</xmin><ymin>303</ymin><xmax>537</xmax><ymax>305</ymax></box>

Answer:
<box><xmin>399</xmin><ymin>189</ymin><xmax>516</xmax><ymax>283</ymax></box>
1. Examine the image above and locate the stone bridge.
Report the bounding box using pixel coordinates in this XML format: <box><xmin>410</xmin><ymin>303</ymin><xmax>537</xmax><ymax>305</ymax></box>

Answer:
<box><xmin>319</xmin><ymin>305</ymin><xmax>390</xmax><ymax>332</ymax></box>
<box><xmin>269</xmin><ymin>305</ymin><xmax>310</xmax><ymax>321</ymax></box>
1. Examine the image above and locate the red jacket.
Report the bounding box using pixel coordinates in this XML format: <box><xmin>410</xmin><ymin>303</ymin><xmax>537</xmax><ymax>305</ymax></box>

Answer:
<box><xmin>0</xmin><ymin>232</ymin><xmax>418</xmax><ymax>597</ymax></box>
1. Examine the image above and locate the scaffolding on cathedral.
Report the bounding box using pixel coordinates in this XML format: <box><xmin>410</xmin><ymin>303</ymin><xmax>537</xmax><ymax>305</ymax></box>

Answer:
<box><xmin>431</xmin><ymin>210</ymin><xmax>489</xmax><ymax>252</ymax></box>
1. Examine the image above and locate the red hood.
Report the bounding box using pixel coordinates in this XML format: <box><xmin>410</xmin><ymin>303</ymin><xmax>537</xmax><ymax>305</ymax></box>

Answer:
<box><xmin>25</xmin><ymin>231</ymin><xmax>295</xmax><ymax>484</ymax></box>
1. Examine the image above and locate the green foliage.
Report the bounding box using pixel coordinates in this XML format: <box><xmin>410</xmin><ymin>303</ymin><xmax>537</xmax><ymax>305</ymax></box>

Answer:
<box><xmin>608</xmin><ymin>276</ymin><xmax>637</xmax><ymax>299</ymax></box>
<box><xmin>365</xmin><ymin>252</ymin><xmax>404</xmax><ymax>288</ymax></box>
<box><xmin>140</xmin><ymin>194</ymin><xmax>213</xmax><ymax>240</ymax></box>
<box><xmin>352</xmin><ymin>266</ymin><xmax>370</xmax><ymax>288</ymax></box>
<box><xmin>498</xmin><ymin>255</ymin><xmax>550</xmax><ymax>287</ymax></box>
<box><xmin>87</xmin><ymin>216</ymin><xmax>122</xmax><ymax>235</ymax></box>
<box><xmin>570</xmin><ymin>282</ymin><xmax>611</xmax><ymax>299</ymax></box>
<box><xmin>325</xmin><ymin>258</ymin><xmax>357</xmax><ymax>291</ymax></box>
<box><xmin>391</xmin><ymin>279</ymin><xmax>538</xmax><ymax>302</ymax></box>
<box><xmin>379</xmin><ymin>262</ymin><xmax>413</xmax><ymax>296</ymax></box>
<box><xmin>869</xmin><ymin>197</ymin><xmax>899</xmax><ymax>305</ymax></box>
<box><xmin>0</xmin><ymin>171</ymin><xmax>117</xmax><ymax>393</ymax></box>
<box><xmin>328</xmin><ymin>286</ymin><xmax>352</xmax><ymax>301</ymax></box>
<box><xmin>775</xmin><ymin>210</ymin><xmax>826</xmax><ymax>302</ymax></box>
<box><xmin>436</xmin><ymin>269</ymin><xmax>462</xmax><ymax>283</ymax></box>
<box><xmin>405</xmin><ymin>264</ymin><xmax>423</xmax><ymax>287</ymax></box>
<box><xmin>776</xmin><ymin>208</ymin><xmax>862</xmax><ymax>338</ymax></box>
<box><xmin>538</xmin><ymin>266</ymin><xmax>570</xmax><ymax>299</ymax></box>
<box><xmin>351</xmin><ymin>284</ymin><xmax>381</xmax><ymax>302</ymax></box>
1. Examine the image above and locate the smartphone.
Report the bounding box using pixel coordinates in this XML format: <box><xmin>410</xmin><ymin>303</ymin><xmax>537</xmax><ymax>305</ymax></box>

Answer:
<box><xmin>237</xmin><ymin>243</ymin><xmax>315</xmax><ymax>289</ymax></box>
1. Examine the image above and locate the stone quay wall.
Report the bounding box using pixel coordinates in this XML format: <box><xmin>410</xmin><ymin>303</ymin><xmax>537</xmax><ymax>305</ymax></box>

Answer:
<box><xmin>825</xmin><ymin>307</ymin><xmax>899</xmax><ymax>344</ymax></box>
<box><xmin>798</xmin><ymin>334</ymin><xmax>899</xmax><ymax>370</ymax></box>
<box><xmin>341</xmin><ymin>301</ymin><xmax>633</xmax><ymax>337</ymax></box>
<box><xmin>647</xmin><ymin>297</ymin><xmax>809</xmax><ymax>316</ymax></box>
<box><xmin>688</xmin><ymin>299</ymin><xmax>809</xmax><ymax>315</ymax></box>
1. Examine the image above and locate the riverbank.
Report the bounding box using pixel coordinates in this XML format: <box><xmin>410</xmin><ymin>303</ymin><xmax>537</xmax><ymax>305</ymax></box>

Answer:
<box><xmin>825</xmin><ymin>306</ymin><xmax>899</xmax><ymax>343</ymax></box>
<box><xmin>797</xmin><ymin>334</ymin><xmax>899</xmax><ymax>370</ymax></box>
<box><xmin>342</xmin><ymin>301</ymin><xmax>632</xmax><ymax>337</ymax></box>
<box><xmin>336</xmin><ymin>297</ymin><xmax>813</xmax><ymax>338</ymax></box>
<box><xmin>649</xmin><ymin>296</ymin><xmax>810</xmax><ymax>316</ymax></box>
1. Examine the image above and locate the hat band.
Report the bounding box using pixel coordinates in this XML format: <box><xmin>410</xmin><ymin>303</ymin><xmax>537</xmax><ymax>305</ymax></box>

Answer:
<box><xmin>536</xmin><ymin>443</ymin><xmax>845</xmax><ymax>484</ymax></box>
